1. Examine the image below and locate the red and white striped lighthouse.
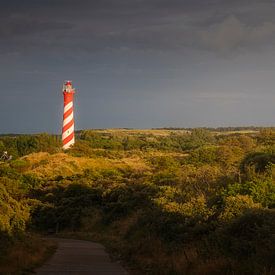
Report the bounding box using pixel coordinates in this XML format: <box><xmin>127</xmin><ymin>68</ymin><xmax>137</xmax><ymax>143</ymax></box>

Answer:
<box><xmin>62</xmin><ymin>80</ymin><xmax>75</xmax><ymax>150</ymax></box>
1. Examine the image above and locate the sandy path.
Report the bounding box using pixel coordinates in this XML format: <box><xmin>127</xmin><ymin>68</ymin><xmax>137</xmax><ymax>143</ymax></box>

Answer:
<box><xmin>35</xmin><ymin>238</ymin><xmax>127</xmax><ymax>275</ymax></box>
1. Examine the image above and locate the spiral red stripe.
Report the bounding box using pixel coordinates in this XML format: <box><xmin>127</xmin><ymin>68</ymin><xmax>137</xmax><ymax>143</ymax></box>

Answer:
<box><xmin>62</xmin><ymin>119</ymin><xmax>74</xmax><ymax>132</ymax></box>
<box><xmin>62</xmin><ymin>131</ymin><xmax>75</xmax><ymax>145</ymax></box>
<box><xmin>63</xmin><ymin>107</ymin><xmax>73</xmax><ymax>120</ymax></box>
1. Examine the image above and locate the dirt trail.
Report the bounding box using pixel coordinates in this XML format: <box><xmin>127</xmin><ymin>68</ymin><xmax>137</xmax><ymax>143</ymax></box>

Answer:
<box><xmin>35</xmin><ymin>238</ymin><xmax>127</xmax><ymax>275</ymax></box>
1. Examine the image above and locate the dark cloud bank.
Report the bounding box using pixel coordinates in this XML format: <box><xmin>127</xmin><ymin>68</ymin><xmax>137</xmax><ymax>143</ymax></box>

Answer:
<box><xmin>1</xmin><ymin>0</ymin><xmax>275</xmax><ymax>133</ymax></box>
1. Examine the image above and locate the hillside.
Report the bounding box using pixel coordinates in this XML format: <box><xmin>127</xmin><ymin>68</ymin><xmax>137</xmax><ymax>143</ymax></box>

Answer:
<box><xmin>0</xmin><ymin>128</ymin><xmax>275</xmax><ymax>274</ymax></box>
<box><xmin>21</xmin><ymin>152</ymin><xmax>149</xmax><ymax>178</ymax></box>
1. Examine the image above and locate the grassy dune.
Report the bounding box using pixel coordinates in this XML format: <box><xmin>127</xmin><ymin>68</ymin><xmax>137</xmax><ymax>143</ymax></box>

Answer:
<box><xmin>22</xmin><ymin>152</ymin><xmax>150</xmax><ymax>178</ymax></box>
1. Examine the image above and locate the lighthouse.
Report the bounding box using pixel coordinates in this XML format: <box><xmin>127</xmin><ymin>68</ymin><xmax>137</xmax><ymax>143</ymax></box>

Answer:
<box><xmin>62</xmin><ymin>80</ymin><xmax>75</xmax><ymax>150</ymax></box>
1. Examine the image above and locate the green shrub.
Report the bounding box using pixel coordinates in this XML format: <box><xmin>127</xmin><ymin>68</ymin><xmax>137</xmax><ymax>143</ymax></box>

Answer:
<box><xmin>219</xmin><ymin>195</ymin><xmax>261</xmax><ymax>222</ymax></box>
<box><xmin>224</xmin><ymin>178</ymin><xmax>275</xmax><ymax>208</ymax></box>
<box><xmin>10</xmin><ymin>159</ymin><xmax>29</xmax><ymax>172</ymax></box>
<box><xmin>0</xmin><ymin>184</ymin><xmax>30</xmax><ymax>236</ymax></box>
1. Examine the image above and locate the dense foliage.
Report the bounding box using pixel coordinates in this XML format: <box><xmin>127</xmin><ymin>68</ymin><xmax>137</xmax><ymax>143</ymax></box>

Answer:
<box><xmin>0</xmin><ymin>128</ymin><xmax>275</xmax><ymax>274</ymax></box>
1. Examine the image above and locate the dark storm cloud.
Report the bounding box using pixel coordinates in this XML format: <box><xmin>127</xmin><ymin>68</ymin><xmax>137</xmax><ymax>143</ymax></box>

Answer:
<box><xmin>2</xmin><ymin>0</ymin><xmax>275</xmax><ymax>54</ymax></box>
<box><xmin>1</xmin><ymin>0</ymin><xmax>275</xmax><ymax>132</ymax></box>
<box><xmin>0</xmin><ymin>16</ymin><xmax>72</xmax><ymax>37</ymax></box>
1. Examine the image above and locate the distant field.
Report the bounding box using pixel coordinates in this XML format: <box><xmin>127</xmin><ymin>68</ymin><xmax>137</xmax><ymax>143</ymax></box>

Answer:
<box><xmin>90</xmin><ymin>128</ymin><xmax>190</xmax><ymax>136</ymax></box>
<box><xmin>212</xmin><ymin>130</ymin><xmax>259</xmax><ymax>135</ymax></box>
<box><xmin>81</xmin><ymin>128</ymin><xmax>260</xmax><ymax>137</ymax></box>
<box><xmin>0</xmin><ymin>127</ymin><xmax>266</xmax><ymax>137</ymax></box>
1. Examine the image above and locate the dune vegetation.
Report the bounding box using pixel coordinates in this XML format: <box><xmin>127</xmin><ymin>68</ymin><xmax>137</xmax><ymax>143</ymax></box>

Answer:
<box><xmin>0</xmin><ymin>128</ymin><xmax>275</xmax><ymax>274</ymax></box>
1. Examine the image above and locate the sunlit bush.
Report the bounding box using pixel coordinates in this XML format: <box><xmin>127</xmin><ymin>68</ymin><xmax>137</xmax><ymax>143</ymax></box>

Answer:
<box><xmin>219</xmin><ymin>195</ymin><xmax>261</xmax><ymax>222</ymax></box>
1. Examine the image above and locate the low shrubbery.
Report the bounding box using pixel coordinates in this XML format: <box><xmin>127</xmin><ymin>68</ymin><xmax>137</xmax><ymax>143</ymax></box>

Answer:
<box><xmin>0</xmin><ymin>128</ymin><xmax>275</xmax><ymax>274</ymax></box>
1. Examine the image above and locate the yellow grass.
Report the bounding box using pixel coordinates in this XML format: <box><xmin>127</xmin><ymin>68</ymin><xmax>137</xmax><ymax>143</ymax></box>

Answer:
<box><xmin>22</xmin><ymin>152</ymin><xmax>150</xmax><ymax>178</ymax></box>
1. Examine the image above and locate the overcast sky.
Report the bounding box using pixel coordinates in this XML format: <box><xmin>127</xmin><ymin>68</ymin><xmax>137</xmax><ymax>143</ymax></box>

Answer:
<box><xmin>1</xmin><ymin>0</ymin><xmax>275</xmax><ymax>133</ymax></box>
